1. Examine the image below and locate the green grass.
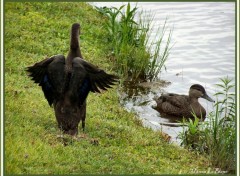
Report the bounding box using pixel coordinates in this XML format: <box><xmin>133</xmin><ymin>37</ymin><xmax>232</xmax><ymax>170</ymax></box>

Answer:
<box><xmin>5</xmin><ymin>2</ymin><xmax>213</xmax><ymax>174</ymax></box>
<box><xmin>179</xmin><ymin>77</ymin><xmax>236</xmax><ymax>173</ymax></box>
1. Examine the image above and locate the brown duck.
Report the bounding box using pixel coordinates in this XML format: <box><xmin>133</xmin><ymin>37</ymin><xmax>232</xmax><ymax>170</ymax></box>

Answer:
<box><xmin>27</xmin><ymin>23</ymin><xmax>118</xmax><ymax>135</ymax></box>
<box><xmin>153</xmin><ymin>84</ymin><xmax>214</xmax><ymax>119</ymax></box>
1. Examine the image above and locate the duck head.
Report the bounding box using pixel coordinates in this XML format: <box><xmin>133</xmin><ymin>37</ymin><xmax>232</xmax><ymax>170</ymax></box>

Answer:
<box><xmin>189</xmin><ymin>84</ymin><xmax>215</xmax><ymax>102</ymax></box>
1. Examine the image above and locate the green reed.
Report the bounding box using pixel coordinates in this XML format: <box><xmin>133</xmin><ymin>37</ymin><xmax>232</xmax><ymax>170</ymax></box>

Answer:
<box><xmin>179</xmin><ymin>77</ymin><xmax>236</xmax><ymax>173</ymax></box>
<box><xmin>95</xmin><ymin>3</ymin><xmax>172</xmax><ymax>81</ymax></box>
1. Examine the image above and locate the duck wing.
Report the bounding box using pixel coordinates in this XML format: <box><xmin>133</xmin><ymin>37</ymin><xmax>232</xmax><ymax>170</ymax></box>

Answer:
<box><xmin>27</xmin><ymin>56</ymin><xmax>118</xmax><ymax>107</ymax></box>
<box><xmin>164</xmin><ymin>94</ymin><xmax>189</xmax><ymax>108</ymax></box>
<box><xmin>70</xmin><ymin>57</ymin><xmax>118</xmax><ymax>105</ymax></box>
<box><xmin>26</xmin><ymin>55</ymin><xmax>66</xmax><ymax>106</ymax></box>
<box><xmin>159</xmin><ymin>93</ymin><xmax>190</xmax><ymax>116</ymax></box>
<box><xmin>168</xmin><ymin>94</ymin><xmax>188</xmax><ymax>108</ymax></box>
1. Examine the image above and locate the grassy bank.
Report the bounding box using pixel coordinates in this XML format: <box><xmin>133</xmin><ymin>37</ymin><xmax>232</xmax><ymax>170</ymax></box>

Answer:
<box><xmin>5</xmin><ymin>2</ymin><xmax>212</xmax><ymax>174</ymax></box>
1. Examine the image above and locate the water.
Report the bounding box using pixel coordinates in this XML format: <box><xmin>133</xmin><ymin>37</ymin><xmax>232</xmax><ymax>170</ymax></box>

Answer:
<box><xmin>91</xmin><ymin>2</ymin><xmax>235</xmax><ymax>144</ymax></box>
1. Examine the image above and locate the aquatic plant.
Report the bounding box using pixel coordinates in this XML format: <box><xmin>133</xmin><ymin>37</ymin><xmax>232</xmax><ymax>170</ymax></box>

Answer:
<box><xmin>179</xmin><ymin>77</ymin><xmax>236</xmax><ymax>173</ymax></box>
<box><xmin>95</xmin><ymin>3</ymin><xmax>172</xmax><ymax>82</ymax></box>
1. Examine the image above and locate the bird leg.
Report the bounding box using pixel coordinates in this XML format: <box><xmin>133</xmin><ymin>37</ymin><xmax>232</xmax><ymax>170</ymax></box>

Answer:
<box><xmin>82</xmin><ymin>120</ymin><xmax>85</xmax><ymax>131</ymax></box>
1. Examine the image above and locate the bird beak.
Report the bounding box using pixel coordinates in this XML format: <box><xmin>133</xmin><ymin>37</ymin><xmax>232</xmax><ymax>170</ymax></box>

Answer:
<box><xmin>202</xmin><ymin>93</ymin><xmax>215</xmax><ymax>103</ymax></box>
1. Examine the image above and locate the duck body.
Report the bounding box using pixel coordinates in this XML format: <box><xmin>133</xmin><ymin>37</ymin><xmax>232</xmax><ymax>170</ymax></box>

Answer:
<box><xmin>27</xmin><ymin>23</ymin><xmax>118</xmax><ymax>135</ymax></box>
<box><xmin>153</xmin><ymin>84</ymin><xmax>214</xmax><ymax>119</ymax></box>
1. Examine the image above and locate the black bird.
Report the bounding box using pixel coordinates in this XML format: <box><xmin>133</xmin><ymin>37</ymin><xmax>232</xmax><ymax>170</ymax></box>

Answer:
<box><xmin>27</xmin><ymin>23</ymin><xmax>118</xmax><ymax>135</ymax></box>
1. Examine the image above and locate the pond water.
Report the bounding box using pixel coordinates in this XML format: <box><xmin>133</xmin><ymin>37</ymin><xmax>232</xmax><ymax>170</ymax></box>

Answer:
<box><xmin>91</xmin><ymin>2</ymin><xmax>235</xmax><ymax>144</ymax></box>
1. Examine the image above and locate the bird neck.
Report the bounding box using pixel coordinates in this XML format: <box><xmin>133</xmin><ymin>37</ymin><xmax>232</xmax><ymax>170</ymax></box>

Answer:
<box><xmin>70</xmin><ymin>25</ymin><xmax>80</xmax><ymax>51</ymax></box>
<box><xmin>66</xmin><ymin>24</ymin><xmax>83</xmax><ymax>71</ymax></box>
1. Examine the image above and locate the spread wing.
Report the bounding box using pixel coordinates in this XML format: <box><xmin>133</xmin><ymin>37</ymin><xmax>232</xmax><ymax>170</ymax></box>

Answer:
<box><xmin>26</xmin><ymin>55</ymin><xmax>65</xmax><ymax>106</ymax></box>
<box><xmin>71</xmin><ymin>57</ymin><xmax>118</xmax><ymax>105</ymax></box>
<box><xmin>78</xmin><ymin>58</ymin><xmax>118</xmax><ymax>93</ymax></box>
<box><xmin>27</xmin><ymin>56</ymin><xmax>118</xmax><ymax>107</ymax></box>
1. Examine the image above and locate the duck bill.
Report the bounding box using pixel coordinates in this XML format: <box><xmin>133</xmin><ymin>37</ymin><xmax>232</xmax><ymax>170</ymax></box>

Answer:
<box><xmin>202</xmin><ymin>93</ymin><xmax>215</xmax><ymax>102</ymax></box>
